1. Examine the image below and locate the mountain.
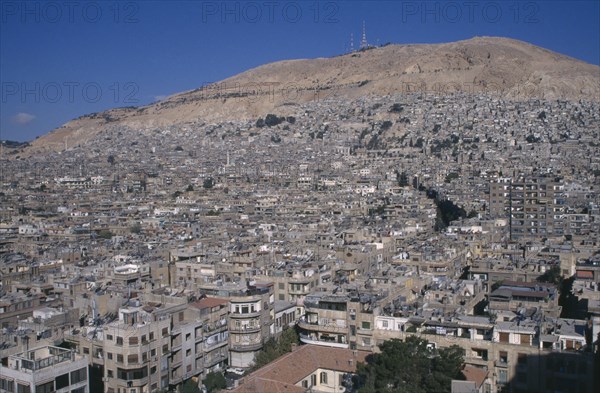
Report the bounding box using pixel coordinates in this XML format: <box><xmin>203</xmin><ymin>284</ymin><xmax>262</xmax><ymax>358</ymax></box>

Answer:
<box><xmin>24</xmin><ymin>36</ymin><xmax>600</xmax><ymax>155</ymax></box>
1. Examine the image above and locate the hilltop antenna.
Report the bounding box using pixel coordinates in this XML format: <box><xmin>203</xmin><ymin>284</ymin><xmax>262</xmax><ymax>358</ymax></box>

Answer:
<box><xmin>350</xmin><ymin>33</ymin><xmax>355</xmax><ymax>52</ymax></box>
<box><xmin>360</xmin><ymin>21</ymin><xmax>368</xmax><ymax>49</ymax></box>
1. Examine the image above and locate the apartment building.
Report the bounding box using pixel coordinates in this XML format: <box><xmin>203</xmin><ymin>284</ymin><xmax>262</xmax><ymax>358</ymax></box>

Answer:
<box><xmin>102</xmin><ymin>306</ymin><xmax>172</xmax><ymax>393</ymax></box>
<box><xmin>298</xmin><ymin>292</ymin><xmax>379</xmax><ymax>352</ymax></box>
<box><xmin>489</xmin><ymin>176</ymin><xmax>566</xmax><ymax>239</ymax></box>
<box><xmin>0</xmin><ymin>346</ymin><xmax>89</xmax><ymax>393</ymax></box>
<box><xmin>189</xmin><ymin>297</ymin><xmax>229</xmax><ymax>375</ymax></box>
<box><xmin>226</xmin><ymin>284</ymin><xmax>274</xmax><ymax>368</ymax></box>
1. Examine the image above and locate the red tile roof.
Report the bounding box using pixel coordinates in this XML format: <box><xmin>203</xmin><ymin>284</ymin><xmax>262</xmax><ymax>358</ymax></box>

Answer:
<box><xmin>190</xmin><ymin>297</ymin><xmax>228</xmax><ymax>310</ymax></box>
<box><xmin>461</xmin><ymin>365</ymin><xmax>488</xmax><ymax>388</ymax></box>
<box><xmin>227</xmin><ymin>345</ymin><xmax>370</xmax><ymax>393</ymax></box>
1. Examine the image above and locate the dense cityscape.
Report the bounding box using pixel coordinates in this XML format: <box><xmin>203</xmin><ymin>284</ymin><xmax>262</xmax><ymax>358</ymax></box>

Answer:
<box><xmin>1</xmin><ymin>87</ymin><xmax>599</xmax><ymax>393</ymax></box>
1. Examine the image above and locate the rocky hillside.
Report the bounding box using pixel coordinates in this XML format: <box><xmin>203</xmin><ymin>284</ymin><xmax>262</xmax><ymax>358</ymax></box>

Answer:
<box><xmin>25</xmin><ymin>36</ymin><xmax>600</xmax><ymax>155</ymax></box>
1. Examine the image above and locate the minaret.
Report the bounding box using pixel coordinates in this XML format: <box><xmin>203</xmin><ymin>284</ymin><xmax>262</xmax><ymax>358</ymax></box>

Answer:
<box><xmin>360</xmin><ymin>21</ymin><xmax>368</xmax><ymax>49</ymax></box>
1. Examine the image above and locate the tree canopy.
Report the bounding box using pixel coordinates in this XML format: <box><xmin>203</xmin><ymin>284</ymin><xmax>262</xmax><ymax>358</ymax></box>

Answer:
<box><xmin>251</xmin><ymin>327</ymin><xmax>299</xmax><ymax>370</ymax></box>
<box><xmin>203</xmin><ymin>372</ymin><xmax>226</xmax><ymax>393</ymax></box>
<box><xmin>354</xmin><ymin>337</ymin><xmax>464</xmax><ymax>393</ymax></box>
<box><xmin>181</xmin><ymin>379</ymin><xmax>200</xmax><ymax>393</ymax></box>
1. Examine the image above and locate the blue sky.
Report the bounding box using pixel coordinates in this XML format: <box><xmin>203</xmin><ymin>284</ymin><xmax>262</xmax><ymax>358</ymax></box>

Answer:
<box><xmin>1</xmin><ymin>0</ymin><xmax>599</xmax><ymax>142</ymax></box>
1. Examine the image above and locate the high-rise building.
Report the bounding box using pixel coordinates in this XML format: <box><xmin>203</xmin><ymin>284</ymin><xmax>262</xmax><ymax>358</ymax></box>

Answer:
<box><xmin>489</xmin><ymin>176</ymin><xmax>566</xmax><ymax>239</ymax></box>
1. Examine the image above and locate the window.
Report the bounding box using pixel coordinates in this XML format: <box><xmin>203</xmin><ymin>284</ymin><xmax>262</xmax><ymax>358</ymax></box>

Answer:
<box><xmin>311</xmin><ymin>375</ymin><xmax>317</xmax><ymax>386</ymax></box>
<box><xmin>151</xmin><ymin>366</ymin><xmax>157</xmax><ymax>375</ymax></box>
<box><xmin>71</xmin><ymin>368</ymin><xmax>87</xmax><ymax>384</ymax></box>
<box><xmin>107</xmin><ymin>370</ymin><xmax>114</xmax><ymax>378</ymax></box>
<box><xmin>128</xmin><ymin>354</ymin><xmax>139</xmax><ymax>364</ymax></box>
<box><xmin>55</xmin><ymin>374</ymin><xmax>69</xmax><ymax>389</ymax></box>
<box><xmin>186</xmin><ymin>333</ymin><xmax>191</xmax><ymax>341</ymax></box>
<box><xmin>320</xmin><ymin>372</ymin><xmax>328</xmax><ymax>385</ymax></box>
<box><xmin>129</xmin><ymin>336</ymin><xmax>139</xmax><ymax>345</ymax></box>
<box><xmin>17</xmin><ymin>384</ymin><xmax>30</xmax><ymax>393</ymax></box>
<box><xmin>149</xmin><ymin>332</ymin><xmax>154</xmax><ymax>341</ymax></box>
<box><xmin>179</xmin><ymin>312</ymin><xmax>184</xmax><ymax>322</ymax></box>
<box><xmin>186</xmin><ymin>349</ymin><xmax>191</xmax><ymax>357</ymax></box>
<box><xmin>499</xmin><ymin>351</ymin><xmax>508</xmax><ymax>364</ymax></box>
<box><xmin>0</xmin><ymin>378</ymin><xmax>15</xmax><ymax>393</ymax></box>
<box><xmin>35</xmin><ymin>382</ymin><xmax>53</xmax><ymax>393</ymax></box>
<box><xmin>116</xmin><ymin>336</ymin><xmax>123</xmax><ymax>346</ymax></box>
<box><xmin>162</xmin><ymin>327</ymin><xmax>168</xmax><ymax>337</ymax></box>
<box><xmin>72</xmin><ymin>388</ymin><xmax>86</xmax><ymax>393</ymax></box>
<box><xmin>107</xmin><ymin>334</ymin><xmax>113</xmax><ymax>340</ymax></box>
<box><xmin>83</xmin><ymin>347</ymin><xmax>89</xmax><ymax>354</ymax></box>
<box><xmin>117</xmin><ymin>354</ymin><xmax>123</xmax><ymax>363</ymax></box>
<box><xmin>162</xmin><ymin>344</ymin><xmax>169</xmax><ymax>354</ymax></box>
<box><xmin>142</xmin><ymin>352</ymin><xmax>148</xmax><ymax>362</ymax></box>
<box><xmin>141</xmin><ymin>335</ymin><xmax>147</xmax><ymax>343</ymax></box>
<box><xmin>107</xmin><ymin>352</ymin><xmax>113</xmax><ymax>360</ymax></box>
<box><xmin>151</xmin><ymin>348</ymin><xmax>156</xmax><ymax>357</ymax></box>
<box><xmin>278</xmin><ymin>294</ymin><xmax>285</xmax><ymax>301</ymax></box>
<box><xmin>278</xmin><ymin>283</ymin><xmax>284</xmax><ymax>289</ymax></box>
<box><xmin>499</xmin><ymin>332</ymin><xmax>509</xmax><ymax>343</ymax></box>
<box><xmin>361</xmin><ymin>321</ymin><xmax>371</xmax><ymax>330</ymax></box>
<box><xmin>382</xmin><ymin>320</ymin><xmax>388</xmax><ymax>328</ymax></box>
<box><xmin>302</xmin><ymin>380</ymin><xmax>308</xmax><ymax>388</ymax></box>
<box><xmin>498</xmin><ymin>369</ymin><xmax>508</xmax><ymax>384</ymax></box>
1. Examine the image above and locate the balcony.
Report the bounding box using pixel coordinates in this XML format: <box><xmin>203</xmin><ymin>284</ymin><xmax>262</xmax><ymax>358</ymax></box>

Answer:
<box><xmin>204</xmin><ymin>339</ymin><xmax>228</xmax><ymax>351</ymax></box>
<box><xmin>298</xmin><ymin>317</ymin><xmax>347</xmax><ymax>333</ymax></box>
<box><xmin>230</xmin><ymin>342</ymin><xmax>264</xmax><ymax>352</ymax></box>
<box><xmin>204</xmin><ymin>353</ymin><xmax>228</xmax><ymax>368</ymax></box>
<box><xmin>229</xmin><ymin>325</ymin><xmax>261</xmax><ymax>334</ymax></box>
<box><xmin>230</xmin><ymin>311</ymin><xmax>261</xmax><ymax>319</ymax></box>
<box><xmin>299</xmin><ymin>334</ymin><xmax>349</xmax><ymax>349</ymax></box>
<box><xmin>465</xmin><ymin>356</ymin><xmax>489</xmax><ymax>367</ymax></box>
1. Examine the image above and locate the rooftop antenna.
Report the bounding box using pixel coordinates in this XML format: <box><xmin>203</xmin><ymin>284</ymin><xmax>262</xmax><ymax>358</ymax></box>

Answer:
<box><xmin>360</xmin><ymin>21</ymin><xmax>368</xmax><ymax>49</ymax></box>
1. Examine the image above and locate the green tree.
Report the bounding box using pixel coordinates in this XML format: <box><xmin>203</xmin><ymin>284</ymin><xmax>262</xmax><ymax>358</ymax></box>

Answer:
<box><xmin>203</xmin><ymin>372</ymin><xmax>226</xmax><ymax>393</ymax></box>
<box><xmin>264</xmin><ymin>114</ymin><xmax>284</xmax><ymax>127</ymax></box>
<box><xmin>186</xmin><ymin>184</ymin><xmax>194</xmax><ymax>192</ymax></box>
<box><xmin>129</xmin><ymin>223</ymin><xmax>142</xmax><ymax>234</ymax></box>
<box><xmin>203</xmin><ymin>178</ymin><xmax>214</xmax><ymax>189</ymax></box>
<box><xmin>181</xmin><ymin>379</ymin><xmax>200</xmax><ymax>393</ymax></box>
<box><xmin>355</xmin><ymin>337</ymin><xmax>464</xmax><ymax>393</ymax></box>
<box><xmin>537</xmin><ymin>265</ymin><xmax>562</xmax><ymax>286</ymax></box>
<box><xmin>252</xmin><ymin>327</ymin><xmax>299</xmax><ymax>370</ymax></box>
<box><xmin>97</xmin><ymin>230</ymin><xmax>113</xmax><ymax>240</ymax></box>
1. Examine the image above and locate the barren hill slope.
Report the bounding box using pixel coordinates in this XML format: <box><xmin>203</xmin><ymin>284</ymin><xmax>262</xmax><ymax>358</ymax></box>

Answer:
<box><xmin>26</xmin><ymin>36</ymin><xmax>600</xmax><ymax>155</ymax></box>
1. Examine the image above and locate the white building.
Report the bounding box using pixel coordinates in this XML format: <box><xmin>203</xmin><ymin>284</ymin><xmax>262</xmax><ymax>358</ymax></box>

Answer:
<box><xmin>0</xmin><ymin>346</ymin><xmax>89</xmax><ymax>393</ymax></box>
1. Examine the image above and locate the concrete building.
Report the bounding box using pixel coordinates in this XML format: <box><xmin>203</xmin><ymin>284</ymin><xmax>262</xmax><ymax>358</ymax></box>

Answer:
<box><xmin>0</xmin><ymin>346</ymin><xmax>89</xmax><ymax>393</ymax></box>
